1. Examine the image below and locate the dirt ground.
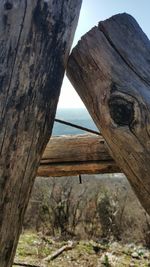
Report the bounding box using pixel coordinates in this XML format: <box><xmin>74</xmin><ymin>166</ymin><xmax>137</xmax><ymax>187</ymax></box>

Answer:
<box><xmin>13</xmin><ymin>231</ymin><xmax>150</xmax><ymax>267</ymax></box>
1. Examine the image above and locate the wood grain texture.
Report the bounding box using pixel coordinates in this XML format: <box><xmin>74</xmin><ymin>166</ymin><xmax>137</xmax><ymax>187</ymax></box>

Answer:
<box><xmin>38</xmin><ymin>161</ymin><xmax>119</xmax><ymax>177</ymax></box>
<box><xmin>0</xmin><ymin>1</ymin><xmax>82</xmax><ymax>266</ymax></box>
<box><xmin>38</xmin><ymin>134</ymin><xmax>120</xmax><ymax>176</ymax></box>
<box><xmin>67</xmin><ymin>13</ymin><xmax>150</xmax><ymax>215</ymax></box>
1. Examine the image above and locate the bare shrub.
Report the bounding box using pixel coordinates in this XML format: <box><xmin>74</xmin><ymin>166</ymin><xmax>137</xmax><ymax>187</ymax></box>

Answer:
<box><xmin>31</xmin><ymin>177</ymin><xmax>87</xmax><ymax>239</ymax></box>
<box><xmin>24</xmin><ymin>175</ymin><xmax>149</xmax><ymax>244</ymax></box>
<box><xmin>83</xmin><ymin>192</ymin><xmax>101</xmax><ymax>239</ymax></box>
<box><xmin>96</xmin><ymin>188</ymin><xmax>129</xmax><ymax>241</ymax></box>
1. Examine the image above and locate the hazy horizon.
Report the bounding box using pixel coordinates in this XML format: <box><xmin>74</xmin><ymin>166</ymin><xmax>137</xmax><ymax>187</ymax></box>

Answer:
<box><xmin>53</xmin><ymin>107</ymin><xmax>98</xmax><ymax>135</ymax></box>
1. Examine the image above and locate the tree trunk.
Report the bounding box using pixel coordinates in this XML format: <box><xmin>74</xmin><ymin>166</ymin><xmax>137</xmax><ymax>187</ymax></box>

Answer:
<box><xmin>67</xmin><ymin>13</ymin><xmax>150</xmax><ymax>215</ymax></box>
<box><xmin>0</xmin><ymin>1</ymin><xmax>82</xmax><ymax>266</ymax></box>
<box><xmin>38</xmin><ymin>134</ymin><xmax>120</xmax><ymax>176</ymax></box>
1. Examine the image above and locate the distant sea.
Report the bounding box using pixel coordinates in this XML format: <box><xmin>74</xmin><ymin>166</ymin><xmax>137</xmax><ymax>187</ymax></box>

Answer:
<box><xmin>52</xmin><ymin>108</ymin><xmax>98</xmax><ymax>136</ymax></box>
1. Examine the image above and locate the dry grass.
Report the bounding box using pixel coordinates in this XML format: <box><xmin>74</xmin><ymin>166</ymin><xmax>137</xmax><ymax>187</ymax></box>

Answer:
<box><xmin>14</xmin><ymin>231</ymin><xmax>150</xmax><ymax>267</ymax></box>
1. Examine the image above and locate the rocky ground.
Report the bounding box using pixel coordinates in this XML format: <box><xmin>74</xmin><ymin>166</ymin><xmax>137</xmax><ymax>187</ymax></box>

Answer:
<box><xmin>13</xmin><ymin>231</ymin><xmax>150</xmax><ymax>267</ymax></box>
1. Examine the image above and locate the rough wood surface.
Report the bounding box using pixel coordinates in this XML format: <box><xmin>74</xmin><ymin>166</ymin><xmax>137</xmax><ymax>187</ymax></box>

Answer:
<box><xmin>67</xmin><ymin>13</ymin><xmax>150</xmax><ymax>215</ymax></box>
<box><xmin>38</xmin><ymin>161</ymin><xmax>119</xmax><ymax>177</ymax></box>
<box><xmin>0</xmin><ymin>1</ymin><xmax>82</xmax><ymax>266</ymax></box>
<box><xmin>38</xmin><ymin>134</ymin><xmax>120</xmax><ymax>176</ymax></box>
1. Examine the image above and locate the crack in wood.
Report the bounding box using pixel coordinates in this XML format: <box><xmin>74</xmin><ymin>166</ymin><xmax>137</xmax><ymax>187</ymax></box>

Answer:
<box><xmin>98</xmin><ymin>18</ymin><xmax>150</xmax><ymax>87</ymax></box>
<box><xmin>1</xmin><ymin>0</ymin><xmax>27</xmax><ymax>120</ymax></box>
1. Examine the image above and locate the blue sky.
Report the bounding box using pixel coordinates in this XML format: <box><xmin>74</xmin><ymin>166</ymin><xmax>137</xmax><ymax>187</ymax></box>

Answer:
<box><xmin>58</xmin><ymin>0</ymin><xmax>150</xmax><ymax>109</ymax></box>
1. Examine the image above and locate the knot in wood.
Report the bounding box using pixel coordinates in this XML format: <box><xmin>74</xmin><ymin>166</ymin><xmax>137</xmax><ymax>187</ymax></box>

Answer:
<box><xmin>4</xmin><ymin>1</ymin><xmax>13</xmax><ymax>10</ymax></box>
<box><xmin>108</xmin><ymin>96</ymin><xmax>134</xmax><ymax>126</ymax></box>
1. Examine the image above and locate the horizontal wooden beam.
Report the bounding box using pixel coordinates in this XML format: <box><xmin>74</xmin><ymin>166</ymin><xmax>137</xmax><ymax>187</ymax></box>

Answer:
<box><xmin>37</xmin><ymin>134</ymin><xmax>121</xmax><ymax>177</ymax></box>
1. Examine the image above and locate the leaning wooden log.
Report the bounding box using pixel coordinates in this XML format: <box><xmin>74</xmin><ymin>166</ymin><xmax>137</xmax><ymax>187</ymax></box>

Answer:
<box><xmin>67</xmin><ymin>13</ymin><xmax>150</xmax><ymax>215</ymax></box>
<box><xmin>0</xmin><ymin>1</ymin><xmax>82</xmax><ymax>266</ymax></box>
<box><xmin>38</xmin><ymin>134</ymin><xmax>120</xmax><ymax>176</ymax></box>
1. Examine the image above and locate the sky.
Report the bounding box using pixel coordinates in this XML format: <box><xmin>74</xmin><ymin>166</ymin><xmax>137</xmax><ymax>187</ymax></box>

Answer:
<box><xmin>58</xmin><ymin>0</ymin><xmax>150</xmax><ymax>109</ymax></box>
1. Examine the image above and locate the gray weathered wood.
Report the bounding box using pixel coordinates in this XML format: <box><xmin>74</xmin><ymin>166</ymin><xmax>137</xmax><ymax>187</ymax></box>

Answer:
<box><xmin>38</xmin><ymin>134</ymin><xmax>120</xmax><ymax>176</ymax></box>
<box><xmin>67</xmin><ymin>13</ymin><xmax>150</xmax><ymax>215</ymax></box>
<box><xmin>0</xmin><ymin>1</ymin><xmax>82</xmax><ymax>266</ymax></box>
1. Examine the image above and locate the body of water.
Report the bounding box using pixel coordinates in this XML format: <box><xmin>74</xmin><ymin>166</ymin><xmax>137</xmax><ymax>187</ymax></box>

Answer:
<box><xmin>52</xmin><ymin>108</ymin><xmax>98</xmax><ymax>135</ymax></box>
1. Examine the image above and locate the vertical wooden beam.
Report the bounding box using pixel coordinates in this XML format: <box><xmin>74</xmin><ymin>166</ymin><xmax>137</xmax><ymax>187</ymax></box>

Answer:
<box><xmin>0</xmin><ymin>1</ymin><xmax>82</xmax><ymax>266</ymax></box>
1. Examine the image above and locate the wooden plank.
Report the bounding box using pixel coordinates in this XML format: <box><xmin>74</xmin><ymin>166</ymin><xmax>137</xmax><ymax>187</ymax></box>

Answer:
<box><xmin>67</xmin><ymin>13</ymin><xmax>150</xmax><ymax>215</ymax></box>
<box><xmin>41</xmin><ymin>134</ymin><xmax>111</xmax><ymax>163</ymax></box>
<box><xmin>38</xmin><ymin>161</ymin><xmax>120</xmax><ymax>177</ymax></box>
<box><xmin>37</xmin><ymin>134</ymin><xmax>120</xmax><ymax>176</ymax></box>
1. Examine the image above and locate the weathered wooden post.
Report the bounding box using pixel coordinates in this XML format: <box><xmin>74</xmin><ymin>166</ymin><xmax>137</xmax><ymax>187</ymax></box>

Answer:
<box><xmin>0</xmin><ymin>1</ymin><xmax>82</xmax><ymax>266</ymax></box>
<box><xmin>67</xmin><ymin>13</ymin><xmax>150</xmax><ymax>215</ymax></box>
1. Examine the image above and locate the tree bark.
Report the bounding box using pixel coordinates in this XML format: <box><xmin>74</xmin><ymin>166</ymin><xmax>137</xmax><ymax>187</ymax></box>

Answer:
<box><xmin>0</xmin><ymin>1</ymin><xmax>82</xmax><ymax>266</ymax></box>
<box><xmin>67</xmin><ymin>13</ymin><xmax>150</xmax><ymax>215</ymax></box>
<box><xmin>38</xmin><ymin>134</ymin><xmax>120</xmax><ymax>176</ymax></box>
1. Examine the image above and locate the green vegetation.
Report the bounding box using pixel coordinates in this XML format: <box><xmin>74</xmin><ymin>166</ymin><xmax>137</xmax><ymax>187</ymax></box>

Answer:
<box><xmin>13</xmin><ymin>231</ymin><xmax>150</xmax><ymax>267</ymax></box>
<box><xmin>17</xmin><ymin>174</ymin><xmax>150</xmax><ymax>266</ymax></box>
<box><xmin>103</xmin><ymin>255</ymin><xmax>111</xmax><ymax>267</ymax></box>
